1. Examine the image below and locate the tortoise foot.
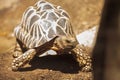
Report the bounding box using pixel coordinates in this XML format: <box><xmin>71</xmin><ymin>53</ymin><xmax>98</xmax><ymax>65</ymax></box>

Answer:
<box><xmin>12</xmin><ymin>49</ymin><xmax>36</xmax><ymax>71</ymax></box>
<box><xmin>76</xmin><ymin>52</ymin><xmax>92</xmax><ymax>72</ymax></box>
<box><xmin>72</xmin><ymin>45</ymin><xmax>92</xmax><ymax>72</ymax></box>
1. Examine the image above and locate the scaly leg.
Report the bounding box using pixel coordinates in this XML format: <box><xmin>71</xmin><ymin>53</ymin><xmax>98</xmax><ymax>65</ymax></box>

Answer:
<box><xmin>71</xmin><ymin>45</ymin><xmax>92</xmax><ymax>72</ymax></box>
<box><xmin>13</xmin><ymin>39</ymin><xmax>27</xmax><ymax>58</ymax></box>
<box><xmin>13</xmin><ymin>40</ymin><xmax>22</xmax><ymax>58</ymax></box>
<box><xmin>12</xmin><ymin>49</ymin><xmax>36</xmax><ymax>71</ymax></box>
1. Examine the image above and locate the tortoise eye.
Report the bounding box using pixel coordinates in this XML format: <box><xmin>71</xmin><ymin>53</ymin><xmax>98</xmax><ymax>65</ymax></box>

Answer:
<box><xmin>65</xmin><ymin>39</ymin><xmax>71</xmax><ymax>43</ymax></box>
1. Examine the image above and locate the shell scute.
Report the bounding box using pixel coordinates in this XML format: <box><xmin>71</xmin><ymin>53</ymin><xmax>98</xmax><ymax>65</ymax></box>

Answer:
<box><xmin>14</xmin><ymin>0</ymin><xmax>74</xmax><ymax>48</ymax></box>
<box><xmin>47</xmin><ymin>12</ymin><xmax>58</xmax><ymax>21</ymax></box>
<box><xmin>57</xmin><ymin>18</ymin><xmax>66</xmax><ymax>28</ymax></box>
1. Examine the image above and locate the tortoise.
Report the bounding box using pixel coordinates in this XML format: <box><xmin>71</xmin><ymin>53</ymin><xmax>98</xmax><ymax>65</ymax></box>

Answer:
<box><xmin>12</xmin><ymin>0</ymin><xmax>92</xmax><ymax>71</ymax></box>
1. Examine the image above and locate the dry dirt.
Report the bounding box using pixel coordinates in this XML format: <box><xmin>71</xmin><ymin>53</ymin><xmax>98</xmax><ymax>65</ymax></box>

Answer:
<box><xmin>0</xmin><ymin>0</ymin><xmax>103</xmax><ymax>80</ymax></box>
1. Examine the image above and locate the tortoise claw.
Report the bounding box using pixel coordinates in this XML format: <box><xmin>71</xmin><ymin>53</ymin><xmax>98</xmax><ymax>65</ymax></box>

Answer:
<box><xmin>13</xmin><ymin>51</ymin><xmax>22</xmax><ymax>58</ymax></box>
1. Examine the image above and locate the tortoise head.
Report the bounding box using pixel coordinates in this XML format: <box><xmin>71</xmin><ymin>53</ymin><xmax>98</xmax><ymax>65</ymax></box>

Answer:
<box><xmin>55</xmin><ymin>36</ymin><xmax>78</xmax><ymax>51</ymax></box>
<box><xmin>64</xmin><ymin>37</ymin><xmax>78</xmax><ymax>49</ymax></box>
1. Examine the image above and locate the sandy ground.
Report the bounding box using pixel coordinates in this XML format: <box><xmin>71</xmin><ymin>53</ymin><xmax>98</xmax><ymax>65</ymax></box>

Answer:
<box><xmin>0</xmin><ymin>0</ymin><xmax>103</xmax><ymax>80</ymax></box>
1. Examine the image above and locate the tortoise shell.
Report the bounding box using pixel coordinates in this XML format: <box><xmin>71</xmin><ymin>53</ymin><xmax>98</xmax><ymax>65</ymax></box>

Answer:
<box><xmin>14</xmin><ymin>0</ymin><xmax>75</xmax><ymax>48</ymax></box>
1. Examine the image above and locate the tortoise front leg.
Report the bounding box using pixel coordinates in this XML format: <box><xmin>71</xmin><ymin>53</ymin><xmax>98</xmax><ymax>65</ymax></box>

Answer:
<box><xmin>71</xmin><ymin>45</ymin><xmax>92</xmax><ymax>72</ymax></box>
<box><xmin>12</xmin><ymin>49</ymin><xmax>36</xmax><ymax>71</ymax></box>
<box><xmin>13</xmin><ymin>39</ymin><xmax>27</xmax><ymax>58</ymax></box>
<box><xmin>13</xmin><ymin>41</ymin><xmax>23</xmax><ymax>58</ymax></box>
